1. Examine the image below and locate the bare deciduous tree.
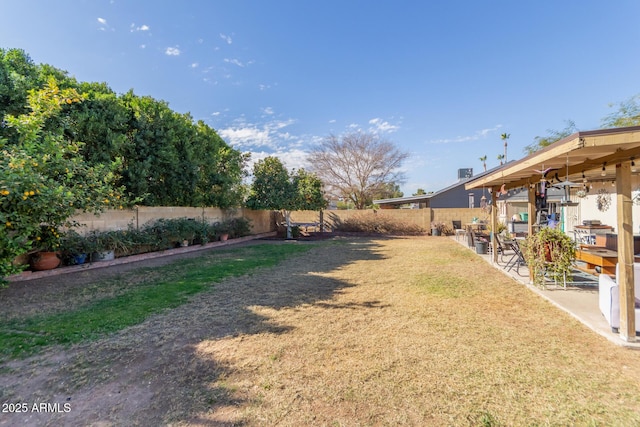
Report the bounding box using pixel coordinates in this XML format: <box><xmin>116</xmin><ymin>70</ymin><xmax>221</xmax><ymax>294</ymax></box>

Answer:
<box><xmin>308</xmin><ymin>131</ymin><xmax>409</xmax><ymax>209</ymax></box>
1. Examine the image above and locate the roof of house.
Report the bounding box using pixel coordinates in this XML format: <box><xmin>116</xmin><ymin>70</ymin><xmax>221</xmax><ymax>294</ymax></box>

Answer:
<box><xmin>465</xmin><ymin>126</ymin><xmax>640</xmax><ymax>191</ymax></box>
<box><xmin>374</xmin><ymin>163</ymin><xmax>510</xmax><ymax>206</ymax></box>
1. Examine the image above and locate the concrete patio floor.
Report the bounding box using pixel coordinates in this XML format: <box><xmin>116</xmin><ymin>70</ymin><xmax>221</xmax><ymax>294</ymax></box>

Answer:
<box><xmin>451</xmin><ymin>236</ymin><xmax>640</xmax><ymax>349</ymax></box>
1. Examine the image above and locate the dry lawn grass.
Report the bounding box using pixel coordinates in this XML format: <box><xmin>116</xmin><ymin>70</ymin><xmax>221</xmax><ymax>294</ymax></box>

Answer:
<box><xmin>2</xmin><ymin>236</ymin><xmax>640</xmax><ymax>426</ymax></box>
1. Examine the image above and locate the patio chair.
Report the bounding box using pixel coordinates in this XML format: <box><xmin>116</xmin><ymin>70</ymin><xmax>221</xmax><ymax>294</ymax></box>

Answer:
<box><xmin>453</xmin><ymin>220</ymin><xmax>466</xmax><ymax>241</ymax></box>
<box><xmin>466</xmin><ymin>226</ymin><xmax>475</xmax><ymax>248</ymax></box>
<box><xmin>504</xmin><ymin>239</ymin><xmax>527</xmax><ymax>275</ymax></box>
<box><xmin>495</xmin><ymin>234</ymin><xmax>515</xmax><ymax>264</ymax></box>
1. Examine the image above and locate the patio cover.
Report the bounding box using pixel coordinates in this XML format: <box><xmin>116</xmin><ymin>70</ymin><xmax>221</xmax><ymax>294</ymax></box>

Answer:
<box><xmin>465</xmin><ymin>125</ymin><xmax>640</xmax><ymax>342</ymax></box>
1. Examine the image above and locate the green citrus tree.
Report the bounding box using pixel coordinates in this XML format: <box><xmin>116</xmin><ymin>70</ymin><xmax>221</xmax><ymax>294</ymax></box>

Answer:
<box><xmin>246</xmin><ymin>157</ymin><xmax>326</xmax><ymax>239</ymax></box>
<box><xmin>0</xmin><ymin>77</ymin><xmax>126</xmax><ymax>281</ymax></box>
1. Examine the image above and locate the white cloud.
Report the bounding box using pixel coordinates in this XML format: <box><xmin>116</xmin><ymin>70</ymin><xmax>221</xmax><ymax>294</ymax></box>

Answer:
<box><xmin>429</xmin><ymin>125</ymin><xmax>503</xmax><ymax>144</ymax></box>
<box><xmin>246</xmin><ymin>149</ymin><xmax>311</xmax><ymax>175</ymax></box>
<box><xmin>191</xmin><ymin>62</ymin><xmax>199</xmax><ymax>68</ymax></box>
<box><xmin>165</xmin><ymin>46</ymin><xmax>181</xmax><ymax>56</ymax></box>
<box><xmin>368</xmin><ymin>118</ymin><xmax>399</xmax><ymax>133</ymax></box>
<box><xmin>97</xmin><ymin>17</ymin><xmax>112</xmax><ymax>31</ymax></box>
<box><xmin>218</xmin><ymin>118</ymin><xmax>296</xmax><ymax>151</ymax></box>
<box><xmin>220</xmin><ymin>33</ymin><xmax>233</xmax><ymax>44</ymax></box>
<box><xmin>219</xmin><ymin>126</ymin><xmax>271</xmax><ymax>148</ymax></box>
<box><xmin>140</xmin><ymin>44</ymin><xmax>146</xmax><ymax>49</ymax></box>
<box><xmin>224</xmin><ymin>58</ymin><xmax>244</xmax><ymax>67</ymax></box>
<box><xmin>262</xmin><ymin>107</ymin><xmax>274</xmax><ymax>115</ymax></box>
<box><xmin>130</xmin><ymin>23</ymin><xmax>150</xmax><ymax>32</ymax></box>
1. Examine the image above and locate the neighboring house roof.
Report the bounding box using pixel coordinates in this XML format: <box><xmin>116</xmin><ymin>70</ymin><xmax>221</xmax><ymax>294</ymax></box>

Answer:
<box><xmin>374</xmin><ymin>163</ymin><xmax>510</xmax><ymax>206</ymax></box>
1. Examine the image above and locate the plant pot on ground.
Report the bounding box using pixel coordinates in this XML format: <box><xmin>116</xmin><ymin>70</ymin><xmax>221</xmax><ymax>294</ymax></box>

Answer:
<box><xmin>431</xmin><ymin>221</ymin><xmax>446</xmax><ymax>236</ymax></box>
<box><xmin>29</xmin><ymin>224</ymin><xmax>63</xmax><ymax>270</ymax></box>
<box><xmin>87</xmin><ymin>230</ymin><xmax>131</xmax><ymax>262</ymax></box>
<box><xmin>30</xmin><ymin>251</ymin><xmax>61</xmax><ymax>271</ymax></box>
<box><xmin>60</xmin><ymin>229</ymin><xmax>94</xmax><ymax>265</ymax></box>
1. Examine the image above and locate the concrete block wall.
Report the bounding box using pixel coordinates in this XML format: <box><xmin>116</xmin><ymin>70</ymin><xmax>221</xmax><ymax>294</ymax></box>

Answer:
<box><xmin>71</xmin><ymin>209</ymin><xmax>138</xmax><ymax>232</ymax></box>
<box><xmin>241</xmin><ymin>208</ymin><xmax>275</xmax><ymax>234</ymax></box>
<box><xmin>68</xmin><ymin>207</ymin><xmax>275</xmax><ymax>235</ymax></box>
<box><xmin>431</xmin><ymin>207</ymin><xmax>487</xmax><ymax>228</ymax></box>
<box><xmin>289</xmin><ymin>207</ymin><xmax>487</xmax><ymax>231</ymax></box>
<box><xmin>68</xmin><ymin>207</ymin><xmax>487</xmax><ymax>236</ymax></box>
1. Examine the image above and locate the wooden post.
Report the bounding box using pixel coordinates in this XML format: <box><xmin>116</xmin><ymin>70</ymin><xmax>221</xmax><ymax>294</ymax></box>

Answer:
<box><xmin>527</xmin><ymin>184</ymin><xmax>535</xmax><ymax>237</ymax></box>
<box><xmin>528</xmin><ymin>184</ymin><xmax>536</xmax><ymax>283</ymax></box>
<box><xmin>491</xmin><ymin>187</ymin><xmax>499</xmax><ymax>263</ymax></box>
<box><xmin>616</xmin><ymin>162</ymin><xmax>636</xmax><ymax>341</ymax></box>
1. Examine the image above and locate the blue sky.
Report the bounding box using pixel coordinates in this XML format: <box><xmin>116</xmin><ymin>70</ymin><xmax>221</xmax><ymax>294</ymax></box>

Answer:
<box><xmin>2</xmin><ymin>1</ymin><xmax>640</xmax><ymax>195</ymax></box>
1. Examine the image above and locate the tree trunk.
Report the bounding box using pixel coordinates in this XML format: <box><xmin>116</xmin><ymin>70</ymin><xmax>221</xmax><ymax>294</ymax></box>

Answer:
<box><xmin>284</xmin><ymin>210</ymin><xmax>293</xmax><ymax>239</ymax></box>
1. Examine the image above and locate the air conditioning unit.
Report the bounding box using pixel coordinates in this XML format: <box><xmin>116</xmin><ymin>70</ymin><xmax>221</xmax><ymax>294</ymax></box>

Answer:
<box><xmin>458</xmin><ymin>168</ymin><xmax>473</xmax><ymax>180</ymax></box>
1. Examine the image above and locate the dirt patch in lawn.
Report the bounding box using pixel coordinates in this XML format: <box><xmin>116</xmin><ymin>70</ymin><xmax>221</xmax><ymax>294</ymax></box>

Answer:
<box><xmin>2</xmin><ymin>236</ymin><xmax>640</xmax><ymax>426</ymax></box>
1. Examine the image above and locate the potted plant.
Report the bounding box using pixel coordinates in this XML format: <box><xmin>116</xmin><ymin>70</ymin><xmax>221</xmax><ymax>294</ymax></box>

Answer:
<box><xmin>431</xmin><ymin>221</ymin><xmax>446</xmax><ymax>236</ymax></box>
<box><xmin>523</xmin><ymin>225</ymin><xmax>576</xmax><ymax>287</ymax></box>
<box><xmin>215</xmin><ymin>220</ymin><xmax>231</xmax><ymax>241</ymax></box>
<box><xmin>487</xmin><ymin>221</ymin><xmax>507</xmax><ymax>235</ymax></box>
<box><xmin>60</xmin><ymin>229</ymin><xmax>94</xmax><ymax>265</ymax></box>
<box><xmin>29</xmin><ymin>225</ymin><xmax>62</xmax><ymax>271</ymax></box>
<box><xmin>88</xmin><ymin>230</ymin><xmax>130</xmax><ymax>261</ymax></box>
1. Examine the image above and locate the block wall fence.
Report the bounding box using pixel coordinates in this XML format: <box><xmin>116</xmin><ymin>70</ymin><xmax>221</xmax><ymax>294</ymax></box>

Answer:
<box><xmin>69</xmin><ymin>207</ymin><xmax>276</xmax><ymax>235</ymax></box>
<box><xmin>69</xmin><ymin>207</ymin><xmax>489</xmax><ymax>235</ymax></box>
<box><xmin>287</xmin><ymin>207</ymin><xmax>488</xmax><ymax>230</ymax></box>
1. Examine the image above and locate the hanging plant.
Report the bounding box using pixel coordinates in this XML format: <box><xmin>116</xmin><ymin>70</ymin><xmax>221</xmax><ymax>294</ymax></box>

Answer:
<box><xmin>523</xmin><ymin>226</ymin><xmax>576</xmax><ymax>288</ymax></box>
<box><xmin>596</xmin><ymin>188</ymin><xmax>611</xmax><ymax>212</ymax></box>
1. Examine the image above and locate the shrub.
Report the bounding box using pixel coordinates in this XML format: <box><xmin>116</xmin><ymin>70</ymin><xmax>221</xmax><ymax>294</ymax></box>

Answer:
<box><xmin>226</xmin><ymin>217</ymin><xmax>252</xmax><ymax>238</ymax></box>
<box><xmin>333</xmin><ymin>212</ymin><xmax>425</xmax><ymax>235</ymax></box>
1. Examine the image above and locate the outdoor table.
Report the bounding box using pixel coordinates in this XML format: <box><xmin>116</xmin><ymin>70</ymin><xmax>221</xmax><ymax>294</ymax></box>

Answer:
<box><xmin>575</xmin><ymin>247</ymin><xmax>640</xmax><ymax>276</ymax></box>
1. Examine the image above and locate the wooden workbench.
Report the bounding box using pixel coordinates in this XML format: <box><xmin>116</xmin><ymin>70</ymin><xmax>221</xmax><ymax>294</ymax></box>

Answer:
<box><xmin>575</xmin><ymin>248</ymin><xmax>640</xmax><ymax>276</ymax></box>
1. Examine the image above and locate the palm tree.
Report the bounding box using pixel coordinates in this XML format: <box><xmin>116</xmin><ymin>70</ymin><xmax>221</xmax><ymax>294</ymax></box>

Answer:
<box><xmin>479</xmin><ymin>155</ymin><xmax>487</xmax><ymax>171</ymax></box>
<box><xmin>501</xmin><ymin>133</ymin><xmax>510</xmax><ymax>162</ymax></box>
<box><xmin>497</xmin><ymin>154</ymin><xmax>505</xmax><ymax>165</ymax></box>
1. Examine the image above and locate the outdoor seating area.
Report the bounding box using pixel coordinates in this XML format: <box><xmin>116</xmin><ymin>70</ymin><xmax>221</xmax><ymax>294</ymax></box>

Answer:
<box><xmin>452</xmin><ymin>234</ymin><xmax>640</xmax><ymax>347</ymax></box>
<box><xmin>500</xmin><ymin>237</ymin><xmax>526</xmax><ymax>275</ymax></box>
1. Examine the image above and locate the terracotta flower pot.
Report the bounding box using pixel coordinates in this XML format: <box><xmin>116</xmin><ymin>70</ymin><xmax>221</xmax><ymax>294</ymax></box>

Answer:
<box><xmin>30</xmin><ymin>251</ymin><xmax>61</xmax><ymax>271</ymax></box>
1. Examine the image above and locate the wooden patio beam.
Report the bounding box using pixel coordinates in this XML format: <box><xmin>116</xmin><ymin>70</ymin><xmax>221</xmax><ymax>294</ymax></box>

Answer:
<box><xmin>616</xmin><ymin>161</ymin><xmax>636</xmax><ymax>341</ymax></box>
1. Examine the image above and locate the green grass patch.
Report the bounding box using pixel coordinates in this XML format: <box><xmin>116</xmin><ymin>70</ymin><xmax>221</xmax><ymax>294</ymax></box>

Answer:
<box><xmin>0</xmin><ymin>243</ymin><xmax>315</xmax><ymax>361</ymax></box>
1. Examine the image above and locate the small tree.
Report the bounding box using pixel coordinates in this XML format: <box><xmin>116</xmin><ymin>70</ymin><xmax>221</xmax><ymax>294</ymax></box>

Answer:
<box><xmin>501</xmin><ymin>133</ymin><xmax>510</xmax><ymax>163</ymax></box>
<box><xmin>246</xmin><ymin>157</ymin><xmax>326</xmax><ymax>239</ymax></box>
<box><xmin>308</xmin><ymin>131</ymin><xmax>409</xmax><ymax>209</ymax></box>
<box><xmin>523</xmin><ymin>120</ymin><xmax>578</xmax><ymax>155</ymax></box>
<box><xmin>479</xmin><ymin>155</ymin><xmax>487</xmax><ymax>172</ymax></box>
<box><xmin>601</xmin><ymin>94</ymin><xmax>640</xmax><ymax>128</ymax></box>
